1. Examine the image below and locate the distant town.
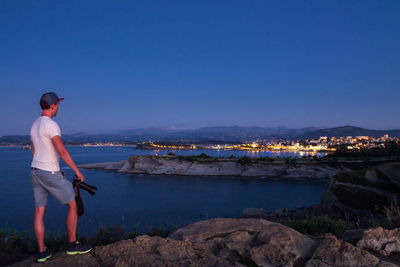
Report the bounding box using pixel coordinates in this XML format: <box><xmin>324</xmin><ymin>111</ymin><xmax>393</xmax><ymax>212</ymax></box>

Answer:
<box><xmin>135</xmin><ymin>134</ymin><xmax>398</xmax><ymax>153</ymax></box>
<box><xmin>10</xmin><ymin>134</ymin><xmax>397</xmax><ymax>154</ymax></box>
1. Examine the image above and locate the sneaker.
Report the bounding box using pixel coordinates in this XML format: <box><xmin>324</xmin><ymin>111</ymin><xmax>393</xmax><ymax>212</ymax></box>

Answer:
<box><xmin>36</xmin><ymin>248</ymin><xmax>52</xmax><ymax>263</ymax></box>
<box><xmin>66</xmin><ymin>240</ymin><xmax>92</xmax><ymax>255</ymax></box>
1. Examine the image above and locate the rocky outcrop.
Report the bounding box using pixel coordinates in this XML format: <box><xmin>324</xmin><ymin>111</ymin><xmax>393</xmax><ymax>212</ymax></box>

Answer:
<box><xmin>78</xmin><ymin>155</ymin><xmax>345</xmax><ymax>179</ymax></box>
<box><xmin>357</xmin><ymin>227</ymin><xmax>400</xmax><ymax>256</ymax></box>
<box><xmin>11</xmin><ymin>218</ymin><xmax>400</xmax><ymax>267</ymax></box>
<box><xmin>305</xmin><ymin>234</ymin><xmax>396</xmax><ymax>267</ymax></box>
<box><xmin>321</xmin><ymin>162</ymin><xmax>400</xmax><ymax>224</ymax></box>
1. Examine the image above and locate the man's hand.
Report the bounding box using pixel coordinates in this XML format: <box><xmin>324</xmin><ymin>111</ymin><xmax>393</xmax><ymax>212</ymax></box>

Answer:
<box><xmin>75</xmin><ymin>170</ymin><xmax>85</xmax><ymax>182</ymax></box>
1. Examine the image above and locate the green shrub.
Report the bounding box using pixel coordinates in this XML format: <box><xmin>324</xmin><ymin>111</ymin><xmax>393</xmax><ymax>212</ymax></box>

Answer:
<box><xmin>285</xmin><ymin>215</ymin><xmax>352</xmax><ymax>236</ymax></box>
<box><xmin>238</xmin><ymin>156</ymin><xmax>252</xmax><ymax>166</ymax></box>
<box><xmin>90</xmin><ymin>226</ymin><xmax>125</xmax><ymax>246</ymax></box>
<box><xmin>0</xmin><ymin>224</ymin><xmax>179</xmax><ymax>256</ymax></box>
<box><xmin>0</xmin><ymin>229</ymin><xmax>36</xmax><ymax>254</ymax></box>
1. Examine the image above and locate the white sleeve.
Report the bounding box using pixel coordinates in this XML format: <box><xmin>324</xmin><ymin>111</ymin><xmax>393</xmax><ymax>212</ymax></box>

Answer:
<box><xmin>47</xmin><ymin>121</ymin><xmax>61</xmax><ymax>139</ymax></box>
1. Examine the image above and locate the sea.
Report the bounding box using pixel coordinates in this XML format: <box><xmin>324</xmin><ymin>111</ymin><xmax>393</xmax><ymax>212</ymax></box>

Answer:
<box><xmin>0</xmin><ymin>146</ymin><xmax>328</xmax><ymax>236</ymax></box>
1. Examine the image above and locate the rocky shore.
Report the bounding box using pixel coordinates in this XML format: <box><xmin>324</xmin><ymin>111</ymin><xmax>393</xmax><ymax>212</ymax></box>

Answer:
<box><xmin>78</xmin><ymin>155</ymin><xmax>347</xmax><ymax>179</ymax></box>
<box><xmin>11</xmin><ymin>218</ymin><xmax>400</xmax><ymax>266</ymax></box>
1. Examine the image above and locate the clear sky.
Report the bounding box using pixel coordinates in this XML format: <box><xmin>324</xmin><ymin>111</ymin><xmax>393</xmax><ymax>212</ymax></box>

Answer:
<box><xmin>1</xmin><ymin>0</ymin><xmax>399</xmax><ymax>135</ymax></box>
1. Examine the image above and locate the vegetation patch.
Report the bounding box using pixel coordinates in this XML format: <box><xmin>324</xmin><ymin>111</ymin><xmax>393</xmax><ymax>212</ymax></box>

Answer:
<box><xmin>283</xmin><ymin>215</ymin><xmax>352</xmax><ymax>236</ymax></box>
<box><xmin>237</xmin><ymin>156</ymin><xmax>252</xmax><ymax>166</ymax></box>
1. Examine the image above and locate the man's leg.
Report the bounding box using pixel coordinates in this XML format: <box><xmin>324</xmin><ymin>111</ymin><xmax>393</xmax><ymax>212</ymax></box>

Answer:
<box><xmin>66</xmin><ymin>199</ymin><xmax>77</xmax><ymax>243</ymax></box>
<box><xmin>33</xmin><ymin>206</ymin><xmax>46</xmax><ymax>252</ymax></box>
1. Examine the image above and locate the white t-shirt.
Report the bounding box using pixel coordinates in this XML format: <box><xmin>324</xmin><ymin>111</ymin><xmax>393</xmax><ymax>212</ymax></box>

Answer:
<box><xmin>30</xmin><ymin>116</ymin><xmax>61</xmax><ymax>171</ymax></box>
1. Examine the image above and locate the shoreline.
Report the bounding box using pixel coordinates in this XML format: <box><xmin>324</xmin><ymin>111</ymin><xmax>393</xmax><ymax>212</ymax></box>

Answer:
<box><xmin>78</xmin><ymin>155</ymin><xmax>347</xmax><ymax>179</ymax></box>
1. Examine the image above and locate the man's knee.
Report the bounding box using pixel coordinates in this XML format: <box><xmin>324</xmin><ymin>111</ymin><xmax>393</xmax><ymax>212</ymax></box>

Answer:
<box><xmin>34</xmin><ymin>206</ymin><xmax>46</xmax><ymax>217</ymax></box>
<box><xmin>67</xmin><ymin>199</ymin><xmax>77</xmax><ymax>210</ymax></box>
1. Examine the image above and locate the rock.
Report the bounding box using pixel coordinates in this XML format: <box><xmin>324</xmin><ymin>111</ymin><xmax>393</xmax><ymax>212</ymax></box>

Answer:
<box><xmin>249</xmin><ymin>223</ymin><xmax>317</xmax><ymax>267</ymax></box>
<box><xmin>93</xmin><ymin>235</ymin><xmax>237</xmax><ymax>267</ymax></box>
<box><xmin>78</xmin><ymin>160</ymin><xmax>127</xmax><ymax>170</ymax></box>
<box><xmin>9</xmin><ymin>252</ymin><xmax>99</xmax><ymax>267</ymax></box>
<box><xmin>242</xmin><ymin>208</ymin><xmax>266</xmax><ymax>218</ymax></box>
<box><xmin>10</xmin><ymin>218</ymin><xmax>400</xmax><ymax>267</ymax></box>
<box><xmin>170</xmin><ymin>218</ymin><xmax>317</xmax><ymax>266</ymax></box>
<box><xmin>341</xmin><ymin>228</ymin><xmax>364</xmax><ymax>244</ymax></box>
<box><xmin>169</xmin><ymin>218</ymin><xmax>274</xmax><ymax>241</ymax></box>
<box><xmin>321</xmin><ymin>162</ymin><xmax>400</xmax><ymax>225</ymax></box>
<box><xmin>205</xmin><ymin>231</ymin><xmax>253</xmax><ymax>262</ymax></box>
<box><xmin>305</xmin><ymin>234</ymin><xmax>380</xmax><ymax>267</ymax></box>
<box><xmin>79</xmin><ymin>155</ymin><xmax>343</xmax><ymax>179</ymax></box>
<box><xmin>357</xmin><ymin>227</ymin><xmax>400</xmax><ymax>256</ymax></box>
<box><xmin>285</xmin><ymin>166</ymin><xmax>330</xmax><ymax>179</ymax></box>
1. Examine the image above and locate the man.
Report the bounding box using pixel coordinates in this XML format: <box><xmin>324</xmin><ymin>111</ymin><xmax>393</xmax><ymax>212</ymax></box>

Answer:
<box><xmin>30</xmin><ymin>92</ymin><xmax>92</xmax><ymax>262</ymax></box>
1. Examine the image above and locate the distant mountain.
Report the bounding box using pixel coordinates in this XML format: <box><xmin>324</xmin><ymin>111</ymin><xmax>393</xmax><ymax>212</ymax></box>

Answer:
<box><xmin>295</xmin><ymin>125</ymin><xmax>400</xmax><ymax>139</ymax></box>
<box><xmin>1</xmin><ymin>125</ymin><xmax>399</xmax><ymax>145</ymax></box>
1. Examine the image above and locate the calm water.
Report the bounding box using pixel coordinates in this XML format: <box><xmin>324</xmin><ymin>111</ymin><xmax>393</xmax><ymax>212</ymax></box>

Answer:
<box><xmin>0</xmin><ymin>147</ymin><xmax>327</xmax><ymax>235</ymax></box>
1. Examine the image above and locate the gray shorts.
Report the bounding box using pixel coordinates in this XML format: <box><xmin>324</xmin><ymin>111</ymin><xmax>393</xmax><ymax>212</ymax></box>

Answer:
<box><xmin>30</xmin><ymin>168</ymin><xmax>75</xmax><ymax>207</ymax></box>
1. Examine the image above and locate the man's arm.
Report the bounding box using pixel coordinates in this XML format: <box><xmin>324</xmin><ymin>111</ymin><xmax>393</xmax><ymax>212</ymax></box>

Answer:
<box><xmin>51</xmin><ymin>135</ymin><xmax>85</xmax><ymax>181</ymax></box>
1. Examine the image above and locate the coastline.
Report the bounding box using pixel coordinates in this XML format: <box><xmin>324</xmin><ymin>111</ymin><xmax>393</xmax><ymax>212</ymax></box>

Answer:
<box><xmin>78</xmin><ymin>155</ymin><xmax>347</xmax><ymax>179</ymax></box>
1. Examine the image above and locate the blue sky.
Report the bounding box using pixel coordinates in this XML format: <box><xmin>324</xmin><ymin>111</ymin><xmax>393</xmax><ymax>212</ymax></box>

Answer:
<box><xmin>1</xmin><ymin>0</ymin><xmax>399</xmax><ymax>135</ymax></box>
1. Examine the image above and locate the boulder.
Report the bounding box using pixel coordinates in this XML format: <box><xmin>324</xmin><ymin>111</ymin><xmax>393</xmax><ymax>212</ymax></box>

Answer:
<box><xmin>93</xmin><ymin>235</ymin><xmax>237</xmax><ymax>267</ymax></box>
<box><xmin>357</xmin><ymin>227</ymin><xmax>400</xmax><ymax>256</ymax></box>
<box><xmin>305</xmin><ymin>234</ymin><xmax>382</xmax><ymax>267</ymax></box>
<box><xmin>170</xmin><ymin>218</ymin><xmax>318</xmax><ymax>266</ymax></box>
<box><xmin>169</xmin><ymin>218</ymin><xmax>274</xmax><ymax>241</ymax></box>
<box><xmin>249</xmin><ymin>223</ymin><xmax>317</xmax><ymax>267</ymax></box>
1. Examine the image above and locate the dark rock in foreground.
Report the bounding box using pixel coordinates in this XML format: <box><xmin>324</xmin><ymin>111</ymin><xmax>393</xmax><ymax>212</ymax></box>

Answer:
<box><xmin>10</xmin><ymin>218</ymin><xmax>400</xmax><ymax>267</ymax></box>
<box><xmin>321</xmin><ymin>162</ymin><xmax>400</xmax><ymax>225</ymax></box>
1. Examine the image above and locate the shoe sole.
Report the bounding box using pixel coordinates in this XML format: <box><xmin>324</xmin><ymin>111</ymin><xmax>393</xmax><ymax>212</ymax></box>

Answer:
<box><xmin>37</xmin><ymin>255</ymin><xmax>52</xmax><ymax>262</ymax></box>
<box><xmin>66</xmin><ymin>248</ymin><xmax>92</xmax><ymax>255</ymax></box>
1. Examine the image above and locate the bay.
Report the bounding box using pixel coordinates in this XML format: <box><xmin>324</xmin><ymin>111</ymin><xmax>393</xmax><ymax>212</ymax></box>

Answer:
<box><xmin>0</xmin><ymin>147</ymin><xmax>327</xmax><ymax>236</ymax></box>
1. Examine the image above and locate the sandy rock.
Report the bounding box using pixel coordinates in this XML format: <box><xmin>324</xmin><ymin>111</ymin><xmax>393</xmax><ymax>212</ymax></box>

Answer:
<box><xmin>357</xmin><ymin>227</ymin><xmax>400</xmax><ymax>256</ymax></box>
<box><xmin>93</xmin><ymin>235</ymin><xmax>238</xmax><ymax>267</ymax></box>
<box><xmin>169</xmin><ymin>218</ymin><xmax>274</xmax><ymax>241</ymax></box>
<box><xmin>205</xmin><ymin>231</ymin><xmax>253</xmax><ymax>262</ymax></box>
<box><xmin>305</xmin><ymin>234</ymin><xmax>379</xmax><ymax>267</ymax></box>
<box><xmin>170</xmin><ymin>218</ymin><xmax>317</xmax><ymax>266</ymax></box>
<box><xmin>249</xmin><ymin>223</ymin><xmax>317</xmax><ymax>267</ymax></box>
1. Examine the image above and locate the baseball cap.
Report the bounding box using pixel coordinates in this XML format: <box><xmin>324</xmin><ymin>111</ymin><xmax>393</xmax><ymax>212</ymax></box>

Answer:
<box><xmin>40</xmin><ymin>92</ymin><xmax>64</xmax><ymax>109</ymax></box>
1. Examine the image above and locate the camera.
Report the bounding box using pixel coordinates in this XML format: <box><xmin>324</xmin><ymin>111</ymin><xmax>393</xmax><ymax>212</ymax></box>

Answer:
<box><xmin>73</xmin><ymin>176</ymin><xmax>97</xmax><ymax>195</ymax></box>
